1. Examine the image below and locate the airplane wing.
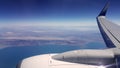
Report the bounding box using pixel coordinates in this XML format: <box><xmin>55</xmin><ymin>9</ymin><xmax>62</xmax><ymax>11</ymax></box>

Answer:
<box><xmin>97</xmin><ymin>1</ymin><xmax>120</xmax><ymax>68</ymax></box>
<box><xmin>97</xmin><ymin>2</ymin><xmax>120</xmax><ymax>48</ymax></box>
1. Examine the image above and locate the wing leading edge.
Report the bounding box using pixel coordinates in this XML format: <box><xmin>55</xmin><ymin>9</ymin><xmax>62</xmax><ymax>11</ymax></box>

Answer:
<box><xmin>97</xmin><ymin>2</ymin><xmax>120</xmax><ymax>48</ymax></box>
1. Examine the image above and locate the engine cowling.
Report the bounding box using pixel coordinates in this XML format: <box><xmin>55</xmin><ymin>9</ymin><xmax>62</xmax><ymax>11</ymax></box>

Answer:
<box><xmin>52</xmin><ymin>49</ymin><xmax>115</xmax><ymax>65</ymax></box>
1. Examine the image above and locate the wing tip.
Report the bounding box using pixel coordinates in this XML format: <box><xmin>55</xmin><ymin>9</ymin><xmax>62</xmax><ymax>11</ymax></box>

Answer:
<box><xmin>98</xmin><ymin>1</ymin><xmax>110</xmax><ymax>17</ymax></box>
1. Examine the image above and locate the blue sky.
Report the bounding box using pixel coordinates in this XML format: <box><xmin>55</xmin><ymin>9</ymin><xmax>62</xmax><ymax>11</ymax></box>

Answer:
<box><xmin>0</xmin><ymin>0</ymin><xmax>120</xmax><ymax>26</ymax></box>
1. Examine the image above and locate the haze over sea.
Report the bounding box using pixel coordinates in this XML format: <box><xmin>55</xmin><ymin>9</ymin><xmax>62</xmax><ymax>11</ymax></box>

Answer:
<box><xmin>0</xmin><ymin>25</ymin><xmax>107</xmax><ymax>68</ymax></box>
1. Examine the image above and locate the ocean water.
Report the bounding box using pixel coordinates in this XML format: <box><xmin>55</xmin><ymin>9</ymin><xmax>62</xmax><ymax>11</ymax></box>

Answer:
<box><xmin>0</xmin><ymin>42</ymin><xmax>106</xmax><ymax>68</ymax></box>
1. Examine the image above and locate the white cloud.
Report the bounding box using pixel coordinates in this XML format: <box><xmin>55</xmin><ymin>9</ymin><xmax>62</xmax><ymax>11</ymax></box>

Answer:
<box><xmin>1</xmin><ymin>37</ymin><xmax>67</xmax><ymax>40</ymax></box>
<box><xmin>0</xmin><ymin>45</ymin><xmax>10</xmax><ymax>49</ymax></box>
<box><xmin>0</xmin><ymin>21</ymin><xmax>99</xmax><ymax>31</ymax></box>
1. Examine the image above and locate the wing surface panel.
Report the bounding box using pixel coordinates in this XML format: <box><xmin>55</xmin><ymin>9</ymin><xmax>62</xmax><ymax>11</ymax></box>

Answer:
<box><xmin>97</xmin><ymin>17</ymin><xmax>120</xmax><ymax>48</ymax></box>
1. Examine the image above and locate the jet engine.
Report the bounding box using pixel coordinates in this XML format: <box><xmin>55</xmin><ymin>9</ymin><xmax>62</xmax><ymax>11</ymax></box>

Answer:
<box><xmin>52</xmin><ymin>49</ymin><xmax>115</xmax><ymax>65</ymax></box>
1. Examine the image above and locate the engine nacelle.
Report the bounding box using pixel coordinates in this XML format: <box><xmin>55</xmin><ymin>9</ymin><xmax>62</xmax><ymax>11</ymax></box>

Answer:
<box><xmin>52</xmin><ymin>49</ymin><xmax>115</xmax><ymax>65</ymax></box>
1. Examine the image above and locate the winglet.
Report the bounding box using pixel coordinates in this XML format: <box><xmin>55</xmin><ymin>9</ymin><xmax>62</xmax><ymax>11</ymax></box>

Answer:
<box><xmin>98</xmin><ymin>1</ymin><xmax>110</xmax><ymax>16</ymax></box>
